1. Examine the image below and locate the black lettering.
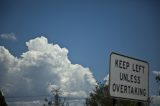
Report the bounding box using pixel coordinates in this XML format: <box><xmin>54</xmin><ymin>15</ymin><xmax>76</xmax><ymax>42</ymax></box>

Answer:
<box><xmin>131</xmin><ymin>87</ymin><xmax>134</xmax><ymax>94</ymax></box>
<box><xmin>128</xmin><ymin>86</ymin><xmax>131</xmax><ymax>94</ymax></box>
<box><xmin>139</xmin><ymin>88</ymin><xmax>143</xmax><ymax>96</ymax></box>
<box><xmin>134</xmin><ymin>87</ymin><xmax>138</xmax><ymax>95</ymax></box>
<box><xmin>143</xmin><ymin>89</ymin><xmax>146</xmax><ymax>96</ymax></box>
<box><xmin>117</xmin><ymin>84</ymin><xmax>120</xmax><ymax>92</ymax></box>
<box><xmin>139</xmin><ymin>65</ymin><xmax>145</xmax><ymax>74</ymax></box>
<box><xmin>137</xmin><ymin>76</ymin><xmax>140</xmax><ymax>84</ymax></box>
<box><xmin>119</xmin><ymin>60</ymin><xmax>122</xmax><ymax>68</ymax></box>
<box><xmin>112</xmin><ymin>83</ymin><xmax>116</xmax><ymax>92</ymax></box>
<box><xmin>132</xmin><ymin>64</ymin><xmax>139</xmax><ymax>73</ymax></box>
<box><xmin>130</xmin><ymin>75</ymin><xmax>133</xmax><ymax>83</ymax></box>
<box><xmin>115</xmin><ymin>60</ymin><xmax>118</xmax><ymax>67</ymax></box>
<box><xmin>123</xmin><ymin>62</ymin><xmax>125</xmax><ymax>69</ymax></box>
<box><xmin>115</xmin><ymin>60</ymin><xmax>130</xmax><ymax>69</ymax></box>
<box><xmin>120</xmin><ymin>73</ymin><xmax>141</xmax><ymax>84</ymax></box>
<box><xmin>133</xmin><ymin>64</ymin><xmax>136</xmax><ymax>72</ymax></box>
<box><xmin>126</xmin><ymin>62</ymin><xmax>129</xmax><ymax>69</ymax></box>
<box><xmin>133</xmin><ymin>64</ymin><xmax>145</xmax><ymax>74</ymax></box>
<box><xmin>142</xmin><ymin>66</ymin><xmax>145</xmax><ymax>74</ymax></box>
<box><xmin>120</xmin><ymin>73</ymin><xmax>123</xmax><ymax>80</ymax></box>
<box><xmin>124</xmin><ymin>85</ymin><xmax>127</xmax><ymax>93</ymax></box>
<box><xmin>139</xmin><ymin>66</ymin><xmax>141</xmax><ymax>73</ymax></box>
<box><xmin>134</xmin><ymin>75</ymin><xmax>137</xmax><ymax>83</ymax></box>
<box><xmin>120</xmin><ymin>85</ymin><xmax>124</xmax><ymax>93</ymax></box>
<box><xmin>112</xmin><ymin>84</ymin><xmax>147</xmax><ymax>97</ymax></box>
<box><xmin>124</xmin><ymin>73</ymin><xmax>129</xmax><ymax>82</ymax></box>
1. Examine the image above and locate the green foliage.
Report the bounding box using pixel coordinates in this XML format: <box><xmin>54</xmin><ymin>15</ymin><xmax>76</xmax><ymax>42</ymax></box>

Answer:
<box><xmin>86</xmin><ymin>82</ymin><xmax>112</xmax><ymax>106</ymax></box>
<box><xmin>155</xmin><ymin>74</ymin><xmax>160</xmax><ymax>95</ymax></box>
<box><xmin>0</xmin><ymin>91</ymin><xmax>7</xmax><ymax>106</ymax></box>
<box><xmin>86</xmin><ymin>82</ymin><xmax>138</xmax><ymax>106</ymax></box>
<box><xmin>156</xmin><ymin>75</ymin><xmax>160</xmax><ymax>82</ymax></box>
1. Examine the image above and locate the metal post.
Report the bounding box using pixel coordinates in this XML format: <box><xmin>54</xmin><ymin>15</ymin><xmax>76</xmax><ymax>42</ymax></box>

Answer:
<box><xmin>113</xmin><ymin>99</ymin><xmax>116</xmax><ymax>106</ymax></box>
<box><xmin>137</xmin><ymin>102</ymin><xmax>141</xmax><ymax>106</ymax></box>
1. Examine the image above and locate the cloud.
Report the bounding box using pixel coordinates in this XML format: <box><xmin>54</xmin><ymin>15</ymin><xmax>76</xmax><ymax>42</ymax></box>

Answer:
<box><xmin>7</xmin><ymin>100</ymin><xmax>44</xmax><ymax>106</ymax></box>
<box><xmin>153</xmin><ymin>71</ymin><xmax>160</xmax><ymax>77</ymax></box>
<box><xmin>0</xmin><ymin>36</ymin><xmax>97</xmax><ymax>99</ymax></box>
<box><xmin>153</xmin><ymin>71</ymin><xmax>160</xmax><ymax>82</ymax></box>
<box><xmin>7</xmin><ymin>99</ymin><xmax>85</xmax><ymax>106</ymax></box>
<box><xmin>0</xmin><ymin>33</ymin><xmax>16</xmax><ymax>41</ymax></box>
<box><xmin>104</xmin><ymin>74</ymin><xmax>109</xmax><ymax>85</ymax></box>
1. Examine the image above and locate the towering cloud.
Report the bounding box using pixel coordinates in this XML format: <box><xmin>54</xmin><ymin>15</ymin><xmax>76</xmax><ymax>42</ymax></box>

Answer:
<box><xmin>0</xmin><ymin>36</ymin><xmax>97</xmax><ymax>98</ymax></box>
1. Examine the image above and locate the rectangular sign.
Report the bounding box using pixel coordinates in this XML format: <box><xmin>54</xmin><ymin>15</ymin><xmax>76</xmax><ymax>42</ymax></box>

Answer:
<box><xmin>109</xmin><ymin>52</ymin><xmax>149</xmax><ymax>101</ymax></box>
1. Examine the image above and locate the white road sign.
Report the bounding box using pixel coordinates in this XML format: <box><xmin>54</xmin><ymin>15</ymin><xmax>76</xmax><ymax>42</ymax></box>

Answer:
<box><xmin>109</xmin><ymin>52</ymin><xmax>149</xmax><ymax>101</ymax></box>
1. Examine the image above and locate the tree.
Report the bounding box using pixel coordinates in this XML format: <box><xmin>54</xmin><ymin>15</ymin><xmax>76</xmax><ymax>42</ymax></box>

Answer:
<box><xmin>85</xmin><ymin>82</ymin><xmax>112</xmax><ymax>106</ymax></box>
<box><xmin>44</xmin><ymin>87</ymin><xmax>68</xmax><ymax>106</ymax></box>
<box><xmin>0</xmin><ymin>90</ymin><xmax>7</xmax><ymax>106</ymax></box>
<box><xmin>155</xmin><ymin>71</ymin><xmax>160</xmax><ymax>95</ymax></box>
<box><xmin>86</xmin><ymin>82</ymin><xmax>139</xmax><ymax>106</ymax></box>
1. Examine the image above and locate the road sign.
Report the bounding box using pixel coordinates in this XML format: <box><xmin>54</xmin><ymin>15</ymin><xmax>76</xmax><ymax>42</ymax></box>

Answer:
<box><xmin>109</xmin><ymin>52</ymin><xmax>149</xmax><ymax>101</ymax></box>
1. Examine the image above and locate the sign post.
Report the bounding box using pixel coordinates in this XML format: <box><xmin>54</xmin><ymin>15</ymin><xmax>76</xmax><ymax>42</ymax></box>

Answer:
<box><xmin>109</xmin><ymin>52</ymin><xmax>149</xmax><ymax>102</ymax></box>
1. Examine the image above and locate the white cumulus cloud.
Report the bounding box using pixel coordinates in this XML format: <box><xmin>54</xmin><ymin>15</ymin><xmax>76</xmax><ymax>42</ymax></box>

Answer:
<box><xmin>0</xmin><ymin>36</ymin><xmax>97</xmax><ymax>98</ymax></box>
<box><xmin>0</xmin><ymin>33</ymin><xmax>16</xmax><ymax>41</ymax></box>
<box><xmin>104</xmin><ymin>74</ymin><xmax>109</xmax><ymax>85</ymax></box>
<box><xmin>153</xmin><ymin>71</ymin><xmax>160</xmax><ymax>77</ymax></box>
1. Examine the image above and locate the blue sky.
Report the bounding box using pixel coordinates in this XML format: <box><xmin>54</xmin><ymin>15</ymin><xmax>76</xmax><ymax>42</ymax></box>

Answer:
<box><xmin>0</xmin><ymin>0</ymin><xmax>160</xmax><ymax>97</ymax></box>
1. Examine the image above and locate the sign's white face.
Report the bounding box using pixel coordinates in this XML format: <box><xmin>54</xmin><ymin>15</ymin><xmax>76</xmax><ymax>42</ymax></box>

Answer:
<box><xmin>109</xmin><ymin>53</ymin><xmax>149</xmax><ymax>101</ymax></box>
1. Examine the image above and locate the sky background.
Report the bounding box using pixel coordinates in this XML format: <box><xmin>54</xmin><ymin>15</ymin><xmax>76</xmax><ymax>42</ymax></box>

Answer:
<box><xmin>0</xmin><ymin>0</ymin><xmax>160</xmax><ymax>105</ymax></box>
